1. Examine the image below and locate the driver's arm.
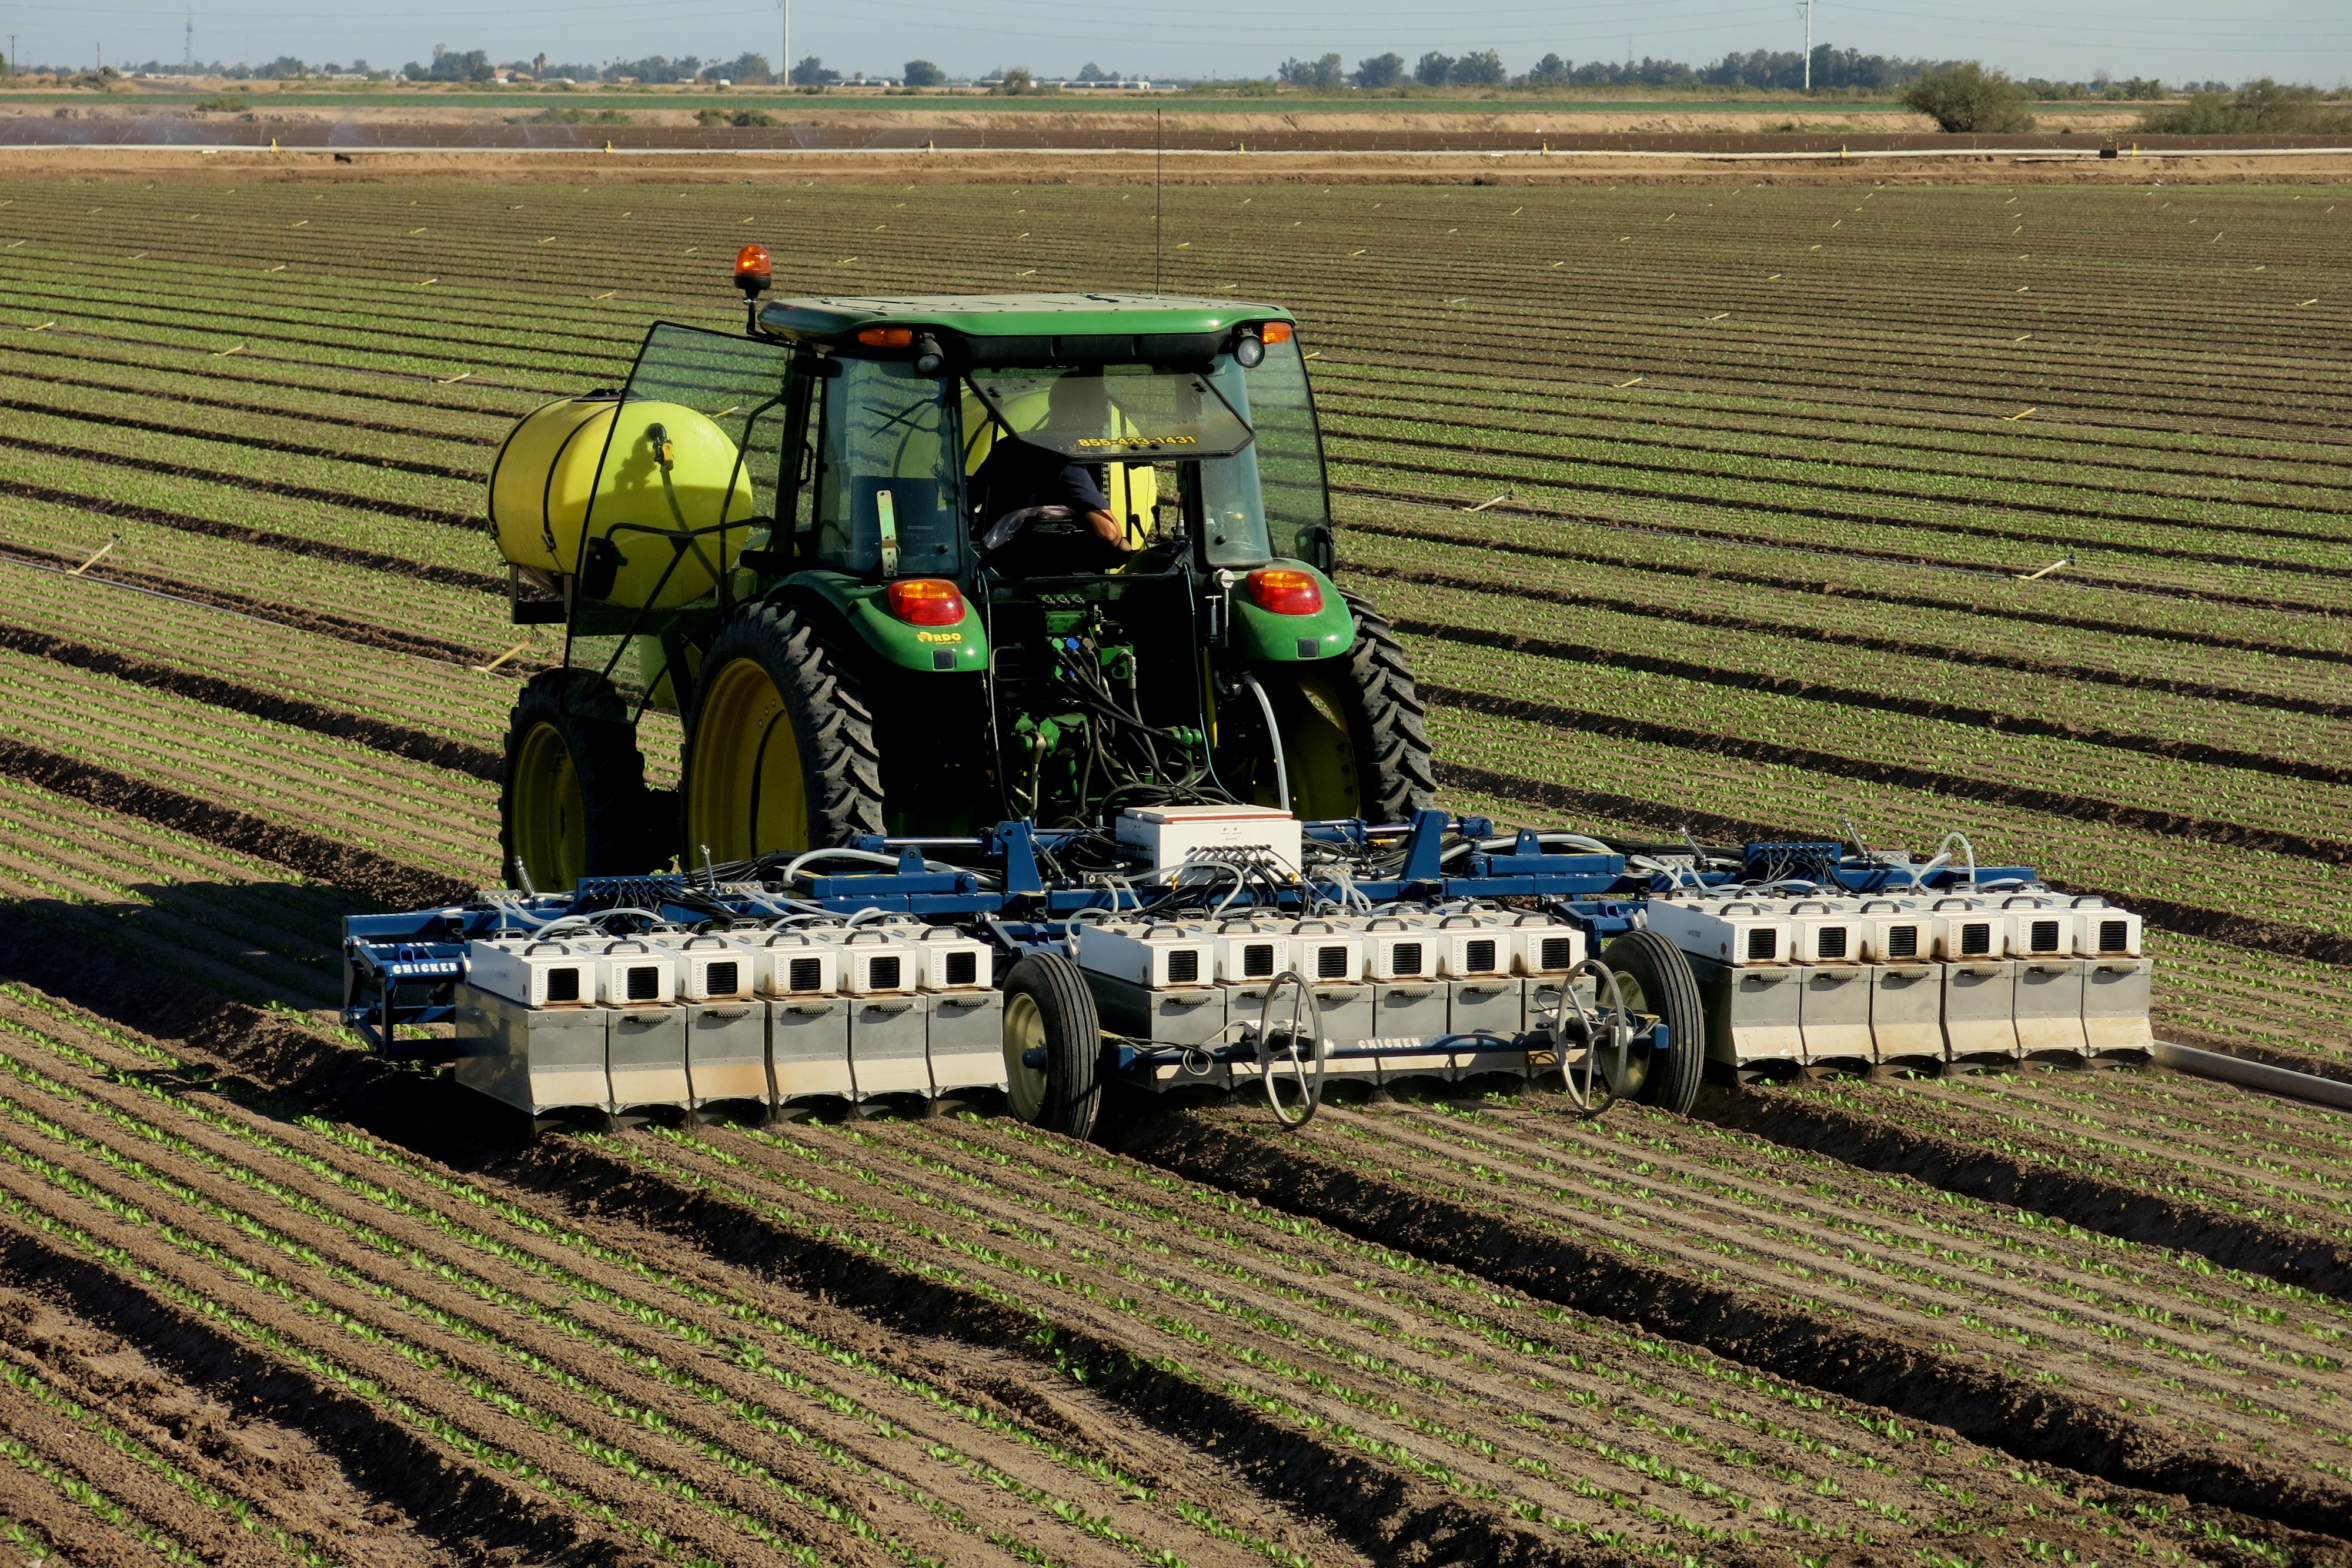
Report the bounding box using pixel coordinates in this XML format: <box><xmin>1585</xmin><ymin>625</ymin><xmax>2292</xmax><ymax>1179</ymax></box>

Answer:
<box><xmin>1083</xmin><ymin>508</ymin><xmax>1124</xmax><ymax>548</ymax></box>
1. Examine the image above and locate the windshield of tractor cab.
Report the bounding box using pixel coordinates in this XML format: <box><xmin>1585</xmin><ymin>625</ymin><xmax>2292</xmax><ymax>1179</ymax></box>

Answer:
<box><xmin>966</xmin><ymin>363</ymin><xmax>1254</xmax><ymax>460</ymax></box>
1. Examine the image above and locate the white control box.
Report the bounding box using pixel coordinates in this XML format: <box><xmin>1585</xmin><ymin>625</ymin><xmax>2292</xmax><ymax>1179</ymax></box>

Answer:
<box><xmin>646</xmin><ymin>934</ymin><xmax>755</xmax><ymax>1003</ymax></box>
<box><xmin>1645</xmin><ymin>899</ymin><xmax>1795</xmax><ymax>968</ymax></box>
<box><xmin>1507</xmin><ymin>914</ymin><xmax>1585</xmax><ymax>976</ymax></box>
<box><xmin>831</xmin><ymin>931</ymin><xmax>922</xmax><ymax>996</ymax></box>
<box><xmin>1118</xmin><ymin>805</ymin><xmax>1302</xmax><ymax>876</ymax></box>
<box><xmin>1286</xmin><ymin>921</ymin><xmax>1365</xmax><ymax>984</ymax></box>
<box><xmin>466</xmin><ymin>938</ymin><xmax>596</xmax><ymax>1008</ymax></box>
<box><xmin>911</xmin><ymin>926</ymin><xmax>995</xmax><ymax>991</ymax></box>
<box><xmin>746</xmin><ymin>931</ymin><xmax>844</xmax><ymax>997</ymax></box>
<box><xmin>1074</xmin><ymin>921</ymin><xmax>1215</xmax><ymax>989</ymax></box>
<box><xmin>1205</xmin><ymin>919</ymin><xmax>1289</xmax><ymax>985</ymax></box>
<box><xmin>593</xmin><ymin>941</ymin><xmax>677</xmax><ymax>1007</ymax></box>
<box><xmin>1360</xmin><ymin>917</ymin><xmax>1435</xmax><ymax>982</ymax></box>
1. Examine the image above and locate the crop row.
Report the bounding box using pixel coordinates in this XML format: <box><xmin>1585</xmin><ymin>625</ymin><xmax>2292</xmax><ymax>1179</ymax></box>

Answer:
<box><xmin>1337</xmin><ymin>495</ymin><xmax>2352</xmax><ymax>661</ymax></box>
<box><xmin>1311</xmin><ymin>362</ymin><xmax>2352</xmax><ymax>497</ymax></box>
<box><xmin>1339</xmin><ymin>516</ymin><xmax>2352</xmax><ymax>712</ymax></box>
<box><xmin>1379</xmin><ymin>569</ymin><xmax>2352</xmax><ymax>784</ymax></box>
<box><xmin>1321</xmin><ymin>387</ymin><xmax>2352</xmax><ymax>530</ymax></box>
<box><xmin>1329</xmin><ymin>453</ymin><xmax>2352</xmax><ymax>613</ymax></box>
<box><xmin>1426</xmin><ymin>702</ymin><xmax>2352</xmax><ymax>935</ymax></box>
<box><xmin>0</xmin><ymin>647</ymin><xmax>500</xmax><ymax>883</ymax></box>
<box><xmin>1409</xmin><ymin>636</ymin><xmax>2352</xmax><ymax>867</ymax></box>
<box><xmin>15</xmin><ymin>185</ymin><xmax>2348</xmax><ymax>426</ymax></box>
<box><xmin>1792</xmin><ymin>1066</ymin><xmax>2352</xmax><ymax>1246</ymax></box>
<box><xmin>1315</xmin><ymin>1093</ymin><xmax>2352</xmax><ymax>1467</ymax></box>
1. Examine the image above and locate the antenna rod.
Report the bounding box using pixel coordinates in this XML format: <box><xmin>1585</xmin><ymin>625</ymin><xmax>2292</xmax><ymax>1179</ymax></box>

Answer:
<box><xmin>1154</xmin><ymin>108</ymin><xmax>1163</xmax><ymax>292</ymax></box>
<box><xmin>1803</xmin><ymin>0</ymin><xmax>1813</xmax><ymax>91</ymax></box>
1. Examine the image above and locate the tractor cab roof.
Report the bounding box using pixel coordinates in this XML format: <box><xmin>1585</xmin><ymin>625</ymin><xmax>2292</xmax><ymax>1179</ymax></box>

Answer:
<box><xmin>753</xmin><ymin>292</ymin><xmax>1294</xmax><ymax>367</ymax></box>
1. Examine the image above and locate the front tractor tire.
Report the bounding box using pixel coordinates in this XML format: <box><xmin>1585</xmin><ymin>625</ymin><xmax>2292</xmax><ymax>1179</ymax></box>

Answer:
<box><xmin>681</xmin><ymin>599</ymin><xmax>885</xmax><ymax>865</ymax></box>
<box><xmin>500</xmin><ymin>668</ymin><xmax>658</xmax><ymax>892</ymax></box>
<box><xmin>1251</xmin><ymin>590</ymin><xmax>1437</xmax><ymax>823</ymax></box>
<box><xmin>1000</xmin><ymin>952</ymin><xmax>1103</xmax><ymax>1141</ymax></box>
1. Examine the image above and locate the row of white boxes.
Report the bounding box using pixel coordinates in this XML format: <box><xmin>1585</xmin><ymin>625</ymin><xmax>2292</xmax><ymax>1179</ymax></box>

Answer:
<box><xmin>452</xmin><ymin>925</ymin><xmax>1008</xmax><ymax>1118</ymax></box>
<box><xmin>1642</xmin><ymin>888</ymin><xmax>2153</xmax><ymax>1069</ymax></box>
<box><xmin>1073</xmin><ymin>909</ymin><xmax>1591</xmax><ymax>1086</ymax></box>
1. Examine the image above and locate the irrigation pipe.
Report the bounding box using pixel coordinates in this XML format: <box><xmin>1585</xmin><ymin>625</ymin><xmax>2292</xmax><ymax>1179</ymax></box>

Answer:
<box><xmin>2151</xmin><ymin>1039</ymin><xmax>2352</xmax><ymax>1114</ymax></box>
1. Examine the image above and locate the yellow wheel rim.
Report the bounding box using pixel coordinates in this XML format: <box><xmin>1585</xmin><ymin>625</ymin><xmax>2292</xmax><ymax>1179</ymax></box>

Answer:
<box><xmin>1003</xmin><ymin>991</ymin><xmax>1048</xmax><ymax>1122</ymax></box>
<box><xmin>1261</xmin><ymin>671</ymin><xmax>1362</xmax><ymax>820</ymax></box>
<box><xmin>685</xmin><ymin>656</ymin><xmax>808</xmax><ymax>862</ymax></box>
<box><xmin>510</xmin><ymin>720</ymin><xmax>587</xmax><ymax>892</ymax></box>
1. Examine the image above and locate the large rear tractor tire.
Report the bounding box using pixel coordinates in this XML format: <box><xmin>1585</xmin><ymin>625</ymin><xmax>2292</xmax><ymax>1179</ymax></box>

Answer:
<box><xmin>1000</xmin><ymin>952</ymin><xmax>1103</xmax><ymax>1141</ymax></box>
<box><xmin>1249</xmin><ymin>589</ymin><xmax>1437</xmax><ymax>823</ymax></box>
<box><xmin>1597</xmin><ymin>929</ymin><xmax>1706</xmax><ymax>1115</ymax></box>
<box><xmin>681</xmin><ymin>600</ymin><xmax>884</xmax><ymax>865</ymax></box>
<box><xmin>500</xmin><ymin>668</ymin><xmax>658</xmax><ymax>892</ymax></box>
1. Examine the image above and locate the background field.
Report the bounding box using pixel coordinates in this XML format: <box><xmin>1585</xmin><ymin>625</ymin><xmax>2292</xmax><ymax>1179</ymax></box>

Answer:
<box><xmin>0</xmin><ymin>171</ymin><xmax>2346</xmax><ymax>1567</ymax></box>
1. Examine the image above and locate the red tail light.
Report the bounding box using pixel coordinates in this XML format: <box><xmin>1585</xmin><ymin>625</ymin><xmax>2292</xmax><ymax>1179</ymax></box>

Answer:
<box><xmin>886</xmin><ymin>577</ymin><xmax>966</xmax><ymax>626</ymax></box>
<box><xmin>1245</xmin><ymin>567</ymin><xmax>1323</xmax><ymax>616</ymax></box>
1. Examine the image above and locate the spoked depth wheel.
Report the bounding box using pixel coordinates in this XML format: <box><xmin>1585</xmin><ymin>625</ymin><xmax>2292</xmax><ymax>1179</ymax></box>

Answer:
<box><xmin>1000</xmin><ymin>952</ymin><xmax>1103</xmax><ymax>1141</ymax></box>
<box><xmin>1546</xmin><ymin>959</ymin><xmax>1628</xmax><ymax>1120</ymax></box>
<box><xmin>1255</xmin><ymin>971</ymin><xmax>1328</xmax><ymax>1128</ymax></box>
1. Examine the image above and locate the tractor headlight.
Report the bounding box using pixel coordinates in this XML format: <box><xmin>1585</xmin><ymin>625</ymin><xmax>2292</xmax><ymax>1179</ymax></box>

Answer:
<box><xmin>1232</xmin><ymin>330</ymin><xmax>1265</xmax><ymax>369</ymax></box>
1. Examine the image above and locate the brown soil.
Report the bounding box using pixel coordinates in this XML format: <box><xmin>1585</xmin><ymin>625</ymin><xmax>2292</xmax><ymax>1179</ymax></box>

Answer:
<box><xmin>1121</xmin><ymin>1100</ymin><xmax>2352</xmax><ymax>1545</ymax></box>
<box><xmin>0</xmin><ymin>734</ymin><xmax>471</xmax><ymax>907</ymax></box>
<box><xmin>5</xmin><ymin>142</ymin><xmax>2349</xmax><ymax>188</ymax></box>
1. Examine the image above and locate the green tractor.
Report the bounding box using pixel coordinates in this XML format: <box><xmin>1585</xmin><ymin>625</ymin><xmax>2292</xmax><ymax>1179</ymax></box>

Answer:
<box><xmin>489</xmin><ymin>255</ymin><xmax>1435</xmax><ymax>885</ymax></box>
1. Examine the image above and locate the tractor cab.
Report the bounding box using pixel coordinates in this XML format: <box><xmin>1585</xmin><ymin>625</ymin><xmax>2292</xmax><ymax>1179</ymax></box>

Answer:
<box><xmin>487</xmin><ymin>275</ymin><xmax>1432</xmax><ymax>890</ymax></box>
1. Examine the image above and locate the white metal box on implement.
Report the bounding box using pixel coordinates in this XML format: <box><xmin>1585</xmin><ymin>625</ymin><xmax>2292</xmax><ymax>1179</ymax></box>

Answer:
<box><xmin>1118</xmin><ymin>805</ymin><xmax>1301</xmax><ymax>875</ymax></box>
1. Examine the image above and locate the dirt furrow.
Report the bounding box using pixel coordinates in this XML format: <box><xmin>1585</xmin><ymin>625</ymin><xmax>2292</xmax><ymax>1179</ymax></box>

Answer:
<box><xmin>0</xmin><ymin>1365</ymin><xmax>284</xmax><ymax>1568</ymax></box>
<box><xmin>0</xmin><ymin>1441</ymin><xmax>167</xmax><ymax>1568</ymax></box>
<box><xmin>6</xmin><ymin>1048</ymin><xmax>1268</xmax><ymax>1568</ymax></box>
<box><xmin>1381</xmin><ymin>1096</ymin><xmax>2352</xmax><ymax>1419</ymax></box>
<box><xmin>1121</xmin><ymin>1105</ymin><xmax>2352</xmax><ymax>1540</ymax></box>
<box><xmin>1689</xmin><ymin>1081</ymin><xmax>2352</xmax><ymax>1296</ymax></box>
<box><xmin>0</xmin><ymin>988</ymin><xmax>1387</xmax><ymax>1568</ymax></box>
<box><xmin>0</xmin><ymin>1129</ymin><xmax>836</xmax><ymax>1567</ymax></box>
<box><xmin>0</xmin><ymin>1091</ymin><xmax>940</xmax><ymax>1568</ymax></box>
<box><xmin>0</xmin><ymin>738</ymin><xmax>467</xmax><ymax>910</ymax></box>
<box><xmin>0</xmin><ymin>623</ymin><xmax>505</xmax><ymax>784</ymax></box>
<box><xmin>0</xmin><ymin>1208</ymin><xmax>649</xmax><ymax>1567</ymax></box>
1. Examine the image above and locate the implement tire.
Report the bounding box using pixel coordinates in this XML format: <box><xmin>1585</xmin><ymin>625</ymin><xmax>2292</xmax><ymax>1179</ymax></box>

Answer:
<box><xmin>1001</xmin><ymin>952</ymin><xmax>1103</xmax><ymax>1141</ymax></box>
<box><xmin>682</xmin><ymin>599</ymin><xmax>884</xmax><ymax>865</ymax></box>
<box><xmin>1599</xmin><ymin>929</ymin><xmax>1707</xmax><ymax>1115</ymax></box>
<box><xmin>1251</xmin><ymin>589</ymin><xmax>1437</xmax><ymax>823</ymax></box>
<box><xmin>500</xmin><ymin>668</ymin><xmax>657</xmax><ymax>891</ymax></box>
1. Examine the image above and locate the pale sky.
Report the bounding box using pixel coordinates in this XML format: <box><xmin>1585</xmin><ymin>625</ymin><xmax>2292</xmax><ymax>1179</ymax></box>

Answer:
<box><xmin>14</xmin><ymin>0</ymin><xmax>2348</xmax><ymax>86</ymax></box>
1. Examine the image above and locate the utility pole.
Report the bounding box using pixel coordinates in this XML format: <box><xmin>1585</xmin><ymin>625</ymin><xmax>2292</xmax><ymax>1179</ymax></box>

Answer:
<box><xmin>185</xmin><ymin>10</ymin><xmax>193</xmax><ymax>73</ymax></box>
<box><xmin>779</xmin><ymin>0</ymin><xmax>789</xmax><ymax>87</ymax></box>
<box><xmin>1802</xmin><ymin>0</ymin><xmax>1813</xmax><ymax>90</ymax></box>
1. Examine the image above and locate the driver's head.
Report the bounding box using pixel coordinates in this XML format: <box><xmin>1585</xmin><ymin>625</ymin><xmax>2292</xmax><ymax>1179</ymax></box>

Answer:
<box><xmin>1044</xmin><ymin>372</ymin><xmax>1110</xmax><ymax>432</ymax></box>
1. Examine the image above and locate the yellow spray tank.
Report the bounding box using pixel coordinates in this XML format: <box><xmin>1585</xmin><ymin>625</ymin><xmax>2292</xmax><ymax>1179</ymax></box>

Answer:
<box><xmin>489</xmin><ymin>396</ymin><xmax>757</xmax><ymax>610</ymax></box>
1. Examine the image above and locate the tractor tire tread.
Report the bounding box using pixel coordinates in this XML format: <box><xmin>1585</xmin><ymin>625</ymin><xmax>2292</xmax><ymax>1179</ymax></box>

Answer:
<box><xmin>1339</xmin><ymin>589</ymin><xmax>1438</xmax><ymax>823</ymax></box>
<box><xmin>689</xmin><ymin>598</ymin><xmax>886</xmax><ymax>851</ymax></box>
<box><xmin>500</xmin><ymin>667</ymin><xmax>658</xmax><ymax>881</ymax></box>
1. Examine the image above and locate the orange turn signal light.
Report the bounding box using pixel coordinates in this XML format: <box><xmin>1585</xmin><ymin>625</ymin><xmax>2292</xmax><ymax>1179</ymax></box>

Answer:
<box><xmin>733</xmin><ymin>242</ymin><xmax>773</xmax><ymax>297</ymax></box>
<box><xmin>886</xmin><ymin>577</ymin><xmax>967</xmax><ymax>627</ymax></box>
<box><xmin>1245</xmin><ymin>567</ymin><xmax>1323</xmax><ymax>616</ymax></box>
<box><xmin>1259</xmin><ymin>321</ymin><xmax>1294</xmax><ymax>344</ymax></box>
<box><xmin>856</xmin><ymin>326</ymin><xmax>916</xmax><ymax>348</ymax></box>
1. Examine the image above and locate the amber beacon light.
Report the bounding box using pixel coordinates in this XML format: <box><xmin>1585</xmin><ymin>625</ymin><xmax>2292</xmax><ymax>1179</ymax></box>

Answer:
<box><xmin>733</xmin><ymin>243</ymin><xmax>773</xmax><ymax>299</ymax></box>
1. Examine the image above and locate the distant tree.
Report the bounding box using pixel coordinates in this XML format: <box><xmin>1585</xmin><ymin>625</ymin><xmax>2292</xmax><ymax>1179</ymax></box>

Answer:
<box><xmin>1903</xmin><ymin>62</ymin><xmax>2035</xmax><ymax>132</ymax></box>
<box><xmin>540</xmin><ymin>63</ymin><xmax>599</xmax><ymax>82</ymax></box>
<box><xmin>1452</xmin><ymin>49</ymin><xmax>1505</xmax><ymax>85</ymax></box>
<box><xmin>1278</xmin><ymin>54</ymin><xmax>1345</xmax><ymax>88</ymax></box>
<box><xmin>712</xmin><ymin>51</ymin><xmax>771</xmax><ymax>83</ymax></box>
<box><xmin>256</xmin><ymin>55</ymin><xmax>308</xmax><ymax>78</ymax></box>
<box><xmin>991</xmin><ymin>66</ymin><xmax>1046</xmax><ymax>95</ymax></box>
<box><xmin>902</xmin><ymin>59</ymin><xmax>944</xmax><ymax>86</ymax></box>
<box><xmin>403</xmin><ymin>45</ymin><xmax>494</xmax><ymax>83</ymax></box>
<box><xmin>1352</xmin><ymin>52</ymin><xmax>1404</xmax><ymax>89</ymax></box>
<box><xmin>1521</xmin><ymin>52</ymin><xmax>1570</xmax><ymax>86</ymax></box>
<box><xmin>1414</xmin><ymin>52</ymin><xmax>1452</xmax><ymax>86</ymax></box>
<box><xmin>2140</xmin><ymin>78</ymin><xmax>2339</xmax><ymax>132</ymax></box>
<box><xmin>789</xmin><ymin>55</ymin><xmax>839</xmax><ymax>86</ymax></box>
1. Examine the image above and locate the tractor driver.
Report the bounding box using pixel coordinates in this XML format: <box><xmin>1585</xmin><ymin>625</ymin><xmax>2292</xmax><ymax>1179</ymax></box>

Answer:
<box><xmin>973</xmin><ymin>372</ymin><xmax>1138</xmax><ymax>576</ymax></box>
